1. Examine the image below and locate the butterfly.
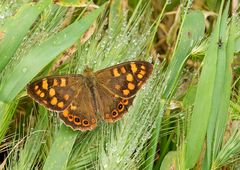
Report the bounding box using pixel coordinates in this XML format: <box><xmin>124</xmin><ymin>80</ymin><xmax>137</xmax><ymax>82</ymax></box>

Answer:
<box><xmin>27</xmin><ymin>61</ymin><xmax>153</xmax><ymax>131</ymax></box>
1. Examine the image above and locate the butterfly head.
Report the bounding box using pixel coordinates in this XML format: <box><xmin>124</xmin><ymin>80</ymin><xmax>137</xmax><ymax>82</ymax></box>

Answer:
<box><xmin>83</xmin><ymin>67</ymin><xmax>94</xmax><ymax>77</ymax></box>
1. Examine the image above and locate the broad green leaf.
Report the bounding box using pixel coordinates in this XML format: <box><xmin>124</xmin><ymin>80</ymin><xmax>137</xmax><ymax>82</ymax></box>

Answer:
<box><xmin>206</xmin><ymin>6</ymin><xmax>237</xmax><ymax>169</ymax></box>
<box><xmin>160</xmin><ymin>151</ymin><xmax>178</xmax><ymax>170</ymax></box>
<box><xmin>43</xmin><ymin>125</ymin><xmax>78</xmax><ymax>170</ymax></box>
<box><xmin>0</xmin><ymin>0</ymin><xmax>51</xmax><ymax>71</ymax></box>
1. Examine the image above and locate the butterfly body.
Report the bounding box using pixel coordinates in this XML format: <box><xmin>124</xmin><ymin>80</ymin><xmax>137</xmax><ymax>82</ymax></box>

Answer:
<box><xmin>27</xmin><ymin>61</ymin><xmax>153</xmax><ymax>131</ymax></box>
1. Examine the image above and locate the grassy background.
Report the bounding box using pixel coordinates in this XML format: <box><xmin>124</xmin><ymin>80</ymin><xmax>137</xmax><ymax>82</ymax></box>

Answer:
<box><xmin>0</xmin><ymin>0</ymin><xmax>240</xmax><ymax>169</ymax></box>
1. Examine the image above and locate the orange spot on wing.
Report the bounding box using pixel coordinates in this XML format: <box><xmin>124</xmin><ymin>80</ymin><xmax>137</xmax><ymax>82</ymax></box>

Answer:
<box><xmin>70</xmin><ymin>104</ymin><xmax>77</xmax><ymax>110</ymax></box>
<box><xmin>53</xmin><ymin>79</ymin><xmax>58</xmax><ymax>86</ymax></box>
<box><xmin>68</xmin><ymin>114</ymin><xmax>73</xmax><ymax>122</ymax></box>
<box><xmin>49</xmin><ymin>88</ymin><xmax>55</xmax><ymax>97</ymax></box>
<box><xmin>122</xmin><ymin>99</ymin><xmax>128</xmax><ymax>105</ymax></box>
<box><xmin>130</xmin><ymin>63</ymin><xmax>137</xmax><ymax>73</ymax></box>
<box><xmin>128</xmin><ymin>83</ymin><xmax>135</xmax><ymax>90</ymax></box>
<box><xmin>64</xmin><ymin>94</ymin><xmax>69</xmax><ymax>100</ymax></box>
<box><xmin>113</xmin><ymin>68</ymin><xmax>120</xmax><ymax>77</ymax></box>
<box><xmin>140</xmin><ymin>70</ymin><xmax>146</xmax><ymax>75</ymax></box>
<box><xmin>82</xmin><ymin>119</ymin><xmax>90</xmax><ymax>126</ymax></box>
<box><xmin>91</xmin><ymin>119</ymin><xmax>96</xmax><ymax>123</ymax></box>
<box><xmin>42</xmin><ymin>79</ymin><xmax>48</xmax><ymax>90</ymax></box>
<box><xmin>117</xmin><ymin>102</ymin><xmax>124</xmax><ymax>112</ymax></box>
<box><xmin>40</xmin><ymin>92</ymin><xmax>45</xmax><ymax>98</ymax></box>
<box><xmin>114</xmin><ymin>94</ymin><xmax>119</xmax><ymax>98</ymax></box>
<box><xmin>111</xmin><ymin>109</ymin><xmax>118</xmax><ymax>117</ymax></box>
<box><xmin>120</xmin><ymin>67</ymin><xmax>126</xmax><ymax>73</ymax></box>
<box><xmin>123</xmin><ymin>89</ymin><xmax>130</xmax><ymax>96</ymax></box>
<box><xmin>36</xmin><ymin>89</ymin><xmax>41</xmax><ymax>95</ymax></box>
<box><xmin>137</xmin><ymin>81</ymin><xmax>143</xmax><ymax>87</ymax></box>
<box><xmin>63</xmin><ymin>110</ymin><xmax>69</xmax><ymax>117</ymax></box>
<box><xmin>126</xmin><ymin>74</ymin><xmax>133</xmax><ymax>82</ymax></box>
<box><xmin>34</xmin><ymin>85</ymin><xmax>39</xmax><ymax>90</ymax></box>
<box><xmin>137</xmin><ymin>74</ymin><xmax>143</xmax><ymax>79</ymax></box>
<box><xmin>50</xmin><ymin>97</ymin><xmax>58</xmax><ymax>105</ymax></box>
<box><xmin>74</xmin><ymin>116</ymin><xmax>81</xmax><ymax>125</ymax></box>
<box><xmin>141</xmin><ymin>65</ymin><xmax>146</xmax><ymax>70</ymax></box>
<box><xmin>60</xmin><ymin>78</ymin><xmax>66</xmax><ymax>87</ymax></box>
<box><xmin>58</xmin><ymin>102</ymin><xmax>64</xmax><ymax>108</ymax></box>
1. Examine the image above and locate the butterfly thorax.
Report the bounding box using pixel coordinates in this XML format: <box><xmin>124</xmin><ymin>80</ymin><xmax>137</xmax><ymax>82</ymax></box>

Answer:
<box><xmin>83</xmin><ymin>67</ymin><xmax>94</xmax><ymax>77</ymax></box>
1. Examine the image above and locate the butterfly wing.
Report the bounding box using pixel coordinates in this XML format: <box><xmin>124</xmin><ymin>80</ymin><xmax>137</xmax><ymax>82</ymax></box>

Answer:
<box><xmin>95</xmin><ymin>83</ymin><xmax>135</xmax><ymax>122</ymax></box>
<box><xmin>59</xmin><ymin>84</ymin><xmax>97</xmax><ymax>131</ymax></box>
<box><xmin>95</xmin><ymin>61</ymin><xmax>153</xmax><ymax>98</ymax></box>
<box><xmin>27</xmin><ymin>75</ymin><xmax>83</xmax><ymax>111</ymax></box>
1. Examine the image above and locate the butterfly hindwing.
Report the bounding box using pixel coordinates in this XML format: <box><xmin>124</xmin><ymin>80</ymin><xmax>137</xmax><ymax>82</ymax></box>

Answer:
<box><xmin>27</xmin><ymin>75</ymin><xmax>83</xmax><ymax>111</ymax></box>
<box><xmin>96</xmin><ymin>83</ymin><xmax>135</xmax><ymax>122</ymax></box>
<box><xmin>95</xmin><ymin>61</ymin><xmax>153</xmax><ymax>98</ymax></box>
<box><xmin>59</xmin><ymin>84</ymin><xmax>97</xmax><ymax>131</ymax></box>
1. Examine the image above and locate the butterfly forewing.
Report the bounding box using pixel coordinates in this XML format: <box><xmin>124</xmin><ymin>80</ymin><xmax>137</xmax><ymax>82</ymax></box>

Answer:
<box><xmin>27</xmin><ymin>75</ymin><xmax>83</xmax><ymax>111</ymax></box>
<box><xmin>59</xmin><ymin>84</ymin><xmax>97</xmax><ymax>131</ymax></box>
<box><xmin>95</xmin><ymin>61</ymin><xmax>153</xmax><ymax>98</ymax></box>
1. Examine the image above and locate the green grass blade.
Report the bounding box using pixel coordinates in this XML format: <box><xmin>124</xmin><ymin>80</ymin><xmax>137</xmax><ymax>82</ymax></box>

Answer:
<box><xmin>162</xmin><ymin>10</ymin><xmax>205</xmax><ymax>99</ymax></box>
<box><xmin>0</xmin><ymin>5</ymin><xmax>105</xmax><ymax>102</ymax></box>
<box><xmin>109</xmin><ymin>0</ymin><xmax>123</xmax><ymax>33</ymax></box>
<box><xmin>0</xmin><ymin>0</ymin><xmax>51</xmax><ymax>72</ymax></box>
<box><xmin>209</xmin><ymin>9</ymin><xmax>238</xmax><ymax>169</ymax></box>
<box><xmin>184</xmin><ymin>1</ymin><xmax>225</xmax><ymax>168</ymax></box>
<box><xmin>13</xmin><ymin>107</ymin><xmax>49</xmax><ymax>170</ymax></box>
<box><xmin>43</xmin><ymin>125</ymin><xmax>78</xmax><ymax>170</ymax></box>
<box><xmin>205</xmin><ymin>2</ymin><xmax>232</xmax><ymax>169</ymax></box>
<box><xmin>160</xmin><ymin>151</ymin><xmax>178</xmax><ymax>170</ymax></box>
<box><xmin>213</xmin><ymin>130</ymin><xmax>240</xmax><ymax>168</ymax></box>
<box><xmin>0</xmin><ymin>101</ymin><xmax>18</xmax><ymax>143</ymax></box>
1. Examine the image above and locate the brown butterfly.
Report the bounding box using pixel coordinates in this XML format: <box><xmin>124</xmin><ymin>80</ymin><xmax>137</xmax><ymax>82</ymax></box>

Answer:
<box><xmin>27</xmin><ymin>61</ymin><xmax>153</xmax><ymax>131</ymax></box>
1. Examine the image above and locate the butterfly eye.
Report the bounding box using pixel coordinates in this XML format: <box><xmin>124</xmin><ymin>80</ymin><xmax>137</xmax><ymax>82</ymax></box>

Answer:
<box><xmin>122</xmin><ymin>99</ymin><xmax>128</xmax><ymax>105</ymax></box>
<box><xmin>117</xmin><ymin>102</ymin><xmax>124</xmax><ymax>112</ymax></box>
<box><xmin>68</xmin><ymin>114</ymin><xmax>74</xmax><ymax>122</ymax></box>
<box><xmin>74</xmin><ymin>117</ymin><xmax>81</xmax><ymax>125</ymax></box>
<box><xmin>111</xmin><ymin>110</ymin><xmax>118</xmax><ymax>117</ymax></box>
<box><xmin>82</xmin><ymin>119</ymin><xmax>89</xmax><ymax>126</ymax></box>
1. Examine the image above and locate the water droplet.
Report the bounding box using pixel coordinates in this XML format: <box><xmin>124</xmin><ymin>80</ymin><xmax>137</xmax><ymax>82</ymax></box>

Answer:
<box><xmin>167</xmin><ymin>0</ymin><xmax>172</xmax><ymax>4</ymax></box>
<box><xmin>22</xmin><ymin>67</ymin><xmax>28</xmax><ymax>73</ymax></box>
